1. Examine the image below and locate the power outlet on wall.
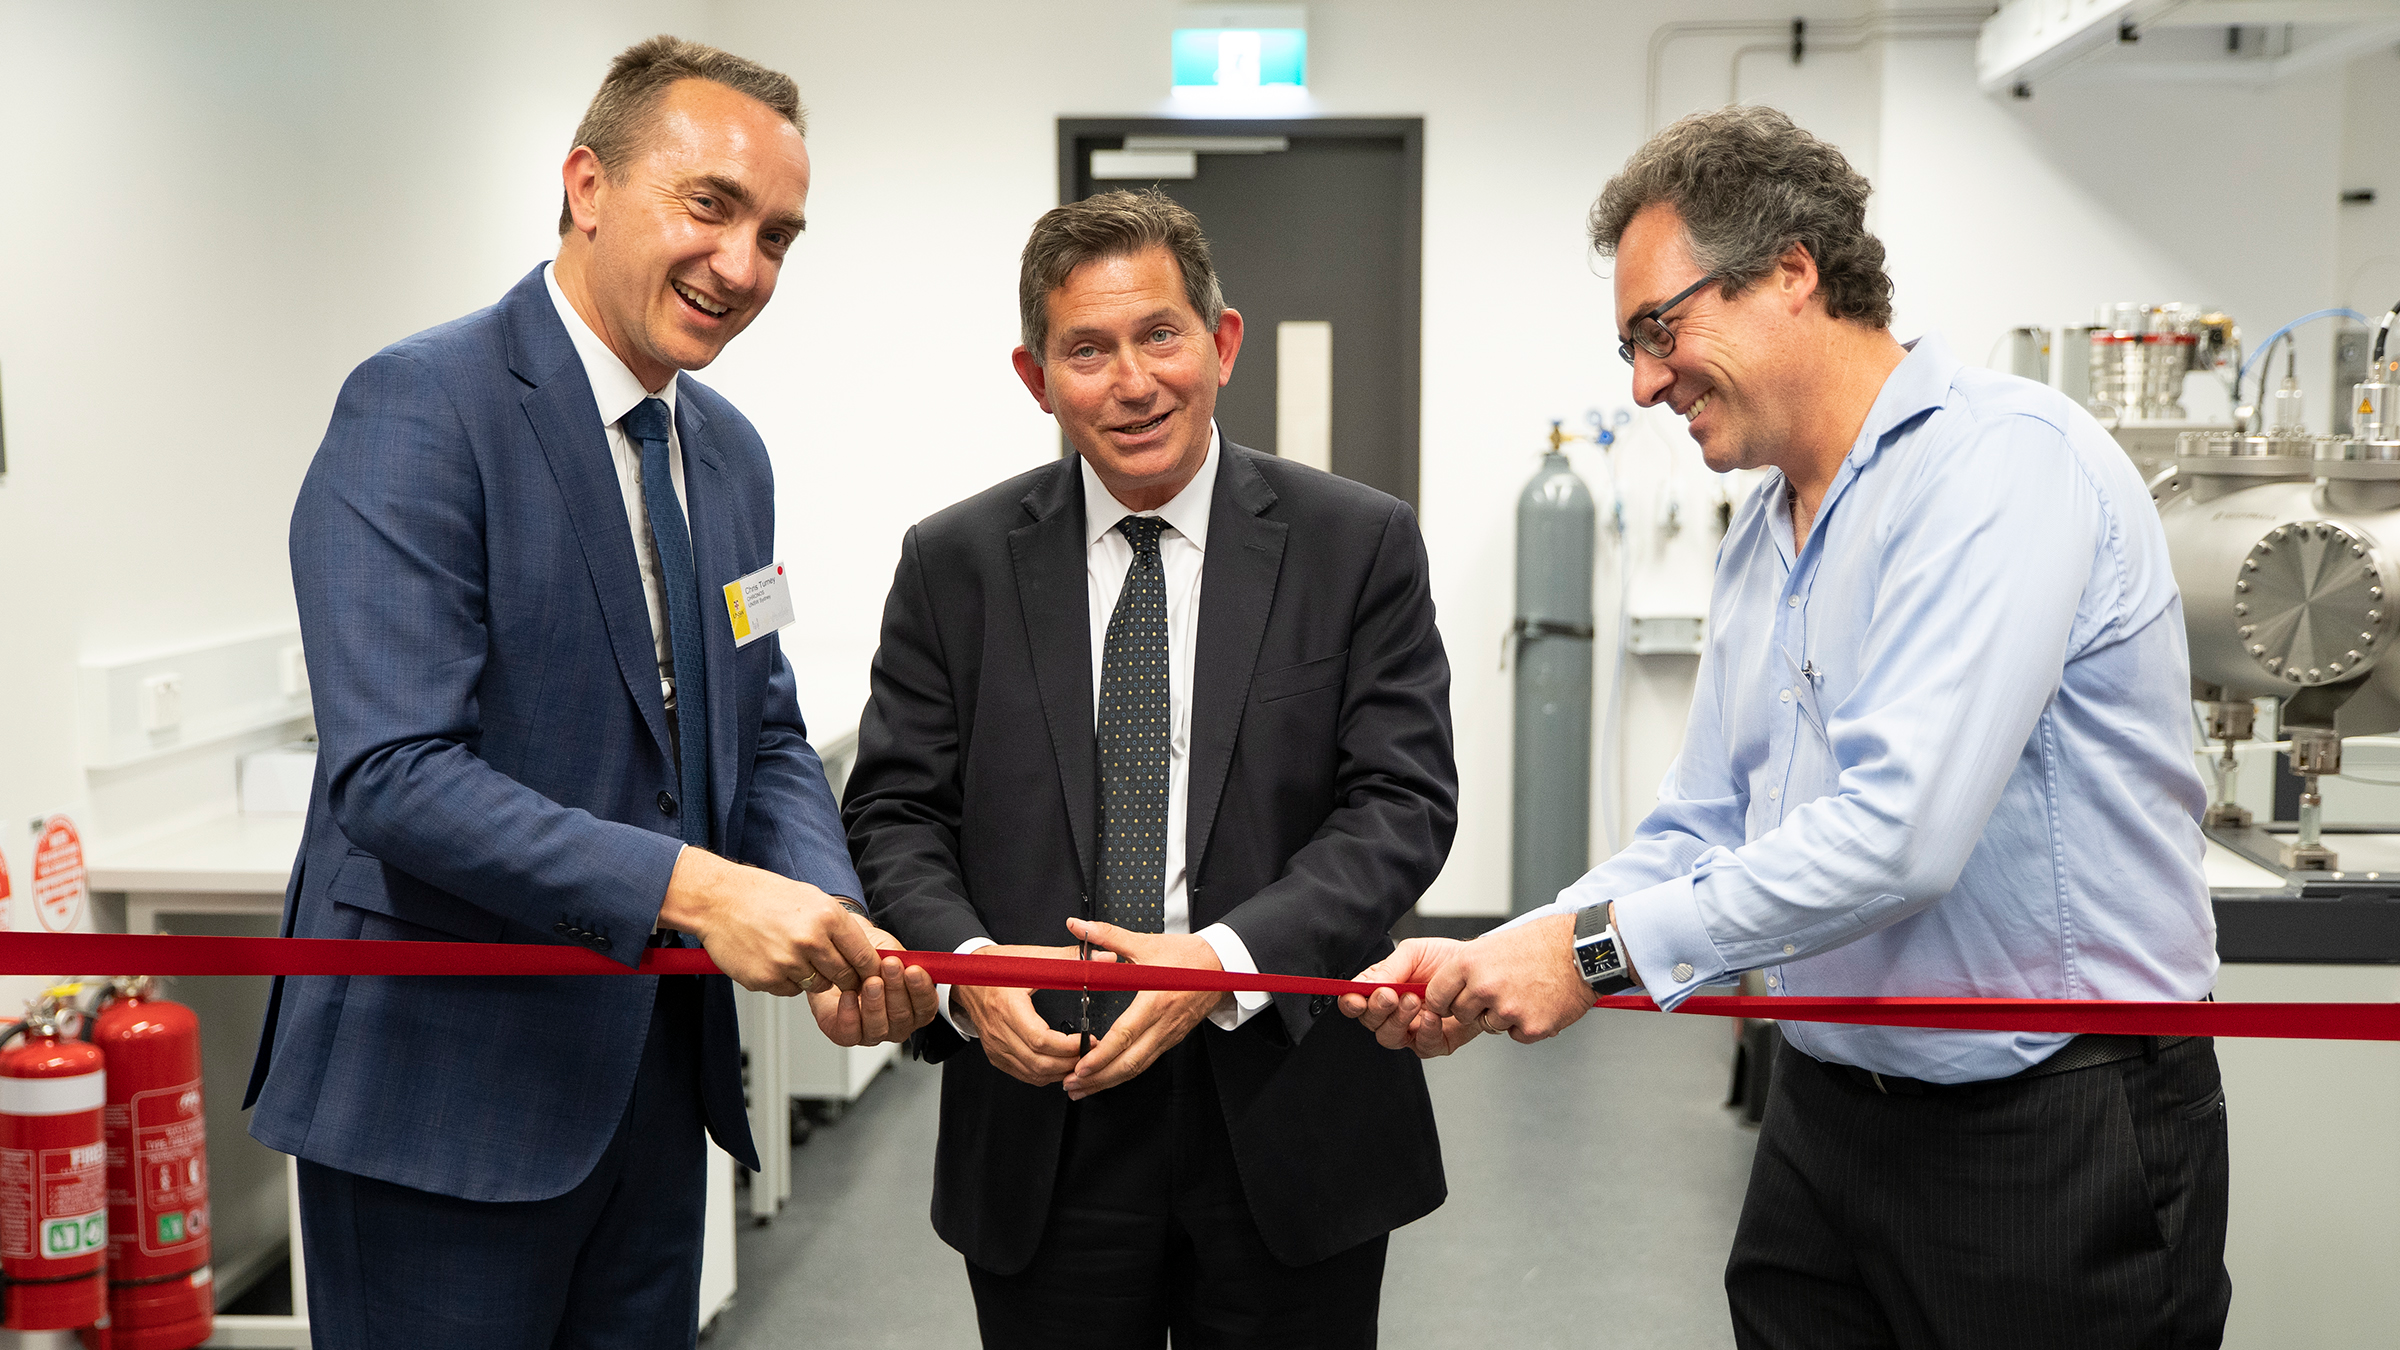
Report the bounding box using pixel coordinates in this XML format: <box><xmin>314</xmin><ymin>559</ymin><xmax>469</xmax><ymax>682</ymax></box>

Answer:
<box><xmin>139</xmin><ymin>673</ymin><xmax>184</xmax><ymax>732</ymax></box>
<box><xmin>79</xmin><ymin>628</ymin><xmax>311</xmax><ymax>770</ymax></box>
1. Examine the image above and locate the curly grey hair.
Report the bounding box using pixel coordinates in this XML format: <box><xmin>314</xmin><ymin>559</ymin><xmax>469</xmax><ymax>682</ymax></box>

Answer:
<box><xmin>1588</xmin><ymin>106</ymin><xmax>1893</xmax><ymax>329</ymax></box>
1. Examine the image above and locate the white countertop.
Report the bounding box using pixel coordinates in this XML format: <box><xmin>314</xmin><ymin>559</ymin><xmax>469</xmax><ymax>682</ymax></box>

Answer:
<box><xmin>86</xmin><ymin>813</ymin><xmax>304</xmax><ymax>895</ymax></box>
<box><xmin>2203</xmin><ymin>837</ymin><xmax>2291</xmax><ymax>890</ymax></box>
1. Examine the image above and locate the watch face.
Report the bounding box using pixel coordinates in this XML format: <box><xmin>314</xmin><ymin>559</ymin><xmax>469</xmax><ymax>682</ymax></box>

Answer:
<box><xmin>1576</xmin><ymin>937</ymin><xmax>1624</xmax><ymax>984</ymax></box>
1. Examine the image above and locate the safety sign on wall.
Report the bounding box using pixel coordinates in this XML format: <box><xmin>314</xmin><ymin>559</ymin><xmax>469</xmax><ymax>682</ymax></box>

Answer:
<box><xmin>29</xmin><ymin>817</ymin><xmax>86</xmax><ymax>934</ymax></box>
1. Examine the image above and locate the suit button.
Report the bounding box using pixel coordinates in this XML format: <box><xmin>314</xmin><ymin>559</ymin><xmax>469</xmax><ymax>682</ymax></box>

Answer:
<box><xmin>553</xmin><ymin>921</ymin><xmax>571</xmax><ymax>935</ymax></box>
<box><xmin>658</xmin><ymin>790</ymin><xmax>678</xmax><ymax>817</ymax></box>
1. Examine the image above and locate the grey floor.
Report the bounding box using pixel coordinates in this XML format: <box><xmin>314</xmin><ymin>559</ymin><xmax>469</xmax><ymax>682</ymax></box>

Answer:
<box><xmin>706</xmin><ymin>1008</ymin><xmax>1758</xmax><ymax>1349</ymax></box>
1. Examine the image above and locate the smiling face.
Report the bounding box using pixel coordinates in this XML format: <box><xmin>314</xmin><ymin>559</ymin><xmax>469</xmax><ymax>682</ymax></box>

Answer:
<box><xmin>1614</xmin><ymin>201</ymin><xmax>1804</xmax><ymax>475</ymax></box>
<box><xmin>1010</xmin><ymin>246</ymin><xmax>1244</xmax><ymax>512</ymax></box>
<box><xmin>555</xmin><ymin>78</ymin><xmax>809</xmax><ymax>390</ymax></box>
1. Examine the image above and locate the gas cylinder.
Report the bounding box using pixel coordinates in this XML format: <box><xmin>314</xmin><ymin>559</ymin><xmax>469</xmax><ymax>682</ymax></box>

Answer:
<box><xmin>87</xmin><ymin>978</ymin><xmax>211</xmax><ymax>1350</ymax></box>
<box><xmin>0</xmin><ymin>987</ymin><xmax>110</xmax><ymax>1333</ymax></box>
<box><xmin>1511</xmin><ymin>423</ymin><xmax>1597</xmax><ymax>914</ymax></box>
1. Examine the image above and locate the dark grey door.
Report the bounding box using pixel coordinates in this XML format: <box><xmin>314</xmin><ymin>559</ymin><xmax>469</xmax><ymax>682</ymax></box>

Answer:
<box><xmin>1059</xmin><ymin>118</ymin><xmax>1423</xmax><ymax>507</ymax></box>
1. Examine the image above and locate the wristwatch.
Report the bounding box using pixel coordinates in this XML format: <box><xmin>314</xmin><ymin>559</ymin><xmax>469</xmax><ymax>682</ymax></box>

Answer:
<box><xmin>1571</xmin><ymin>904</ymin><xmax>1637</xmax><ymax>996</ymax></box>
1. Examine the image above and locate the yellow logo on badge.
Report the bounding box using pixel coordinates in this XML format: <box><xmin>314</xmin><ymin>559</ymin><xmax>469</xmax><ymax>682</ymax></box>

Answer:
<box><xmin>723</xmin><ymin>581</ymin><xmax>751</xmax><ymax>642</ymax></box>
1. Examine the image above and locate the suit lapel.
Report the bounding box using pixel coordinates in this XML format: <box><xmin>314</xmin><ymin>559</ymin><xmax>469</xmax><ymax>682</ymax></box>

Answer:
<box><xmin>674</xmin><ymin>390</ymin><xmax>743</xmax><ymax>848</ymax></box>
<box><xmin>1187</xmin><ymin>444</ymin><xmax>1285</xmax><ymax>882</ymax></box>
<box><xmin>509</xmin><ymin>276</ymin><xmax>673</xmax><ymax>765</ymax></box>
<box><xmin>1008</xmin><ymin>462</ymin><xmax>1099</xmax><ymax>894</ymax></box>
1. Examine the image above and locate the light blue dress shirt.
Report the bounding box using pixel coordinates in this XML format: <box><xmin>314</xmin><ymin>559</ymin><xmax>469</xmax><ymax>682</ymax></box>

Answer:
<box><xmin>1516</xmin><ymin>334</ymin><xmax>2216</xmax><ymax>1083</ymax></box>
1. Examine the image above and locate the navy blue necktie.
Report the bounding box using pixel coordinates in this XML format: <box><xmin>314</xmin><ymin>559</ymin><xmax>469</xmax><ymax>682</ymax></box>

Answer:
<box><xmin>624</xmin><ymin>397</ymin><xmax>710</xmax><ymax>847</ymax></box>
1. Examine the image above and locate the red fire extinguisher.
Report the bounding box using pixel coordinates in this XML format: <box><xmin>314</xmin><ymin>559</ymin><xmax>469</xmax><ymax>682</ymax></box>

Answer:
<box><xmin>86</xmin><ymin>977</ymin><xmax>211</xmax><ymax>1350</ymax></box>
<box><xmin>1</xmin><ymin>985</ymin><xmax>111</xmax><ymax>1335</ymax></box>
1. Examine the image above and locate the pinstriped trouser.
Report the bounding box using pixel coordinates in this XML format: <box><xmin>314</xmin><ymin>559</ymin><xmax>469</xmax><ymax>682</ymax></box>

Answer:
<box><xmin>1728</xmin><ymin>1037</ymin><xmax>2230</xmax><ymax>1350</ymax></box>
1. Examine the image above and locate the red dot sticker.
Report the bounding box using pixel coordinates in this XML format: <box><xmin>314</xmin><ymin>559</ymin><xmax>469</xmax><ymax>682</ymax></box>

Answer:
<box><xmin>30</xmin><ymin>816</ymin><xmax>86</xmax><ymax>933</ymax></box>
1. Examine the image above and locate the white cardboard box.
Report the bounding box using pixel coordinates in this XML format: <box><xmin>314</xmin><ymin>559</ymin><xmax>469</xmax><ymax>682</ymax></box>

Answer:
<box><xmin>238</xmin><ymin>741</ymin><xmax>318</xmax><ymax>814</ymax></box>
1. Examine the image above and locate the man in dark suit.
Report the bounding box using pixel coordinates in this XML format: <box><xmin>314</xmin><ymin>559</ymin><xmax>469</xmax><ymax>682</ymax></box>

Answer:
<box><xmin>844</xmin><ymin>188</ymin><xmax>1454</xmax><ymax>1348</ymax></box>
<box><xmin>246</xmin><ymin>37</ymin><xmax>932</xmax><ymax>1347</ymax></box>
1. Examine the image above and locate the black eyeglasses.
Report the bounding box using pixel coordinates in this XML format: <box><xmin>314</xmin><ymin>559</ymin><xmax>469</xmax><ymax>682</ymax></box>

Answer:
<box><xmin>1617</xmin><ymin>274</ymin><xmax>1717</xmax><ymax>366</ymax></box>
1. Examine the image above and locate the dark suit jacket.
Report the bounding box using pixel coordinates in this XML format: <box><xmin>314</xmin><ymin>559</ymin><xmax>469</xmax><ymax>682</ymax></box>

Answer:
<box><xmin>843</xmin><ymin>438</ymin><xmax>1454</xmax><ymax>1272</ymax></box>
<box><xmin>245</xmin><ymin>264</ymin><xmax>861</xmax><ymax>1202</ymax></box>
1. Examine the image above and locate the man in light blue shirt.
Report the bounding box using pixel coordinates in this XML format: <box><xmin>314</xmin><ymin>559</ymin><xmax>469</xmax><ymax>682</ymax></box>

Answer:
<box><xmin>1347</xmin><ymin>106</ymin><xmax>2228</xmax><ymax>1348</ymax></box>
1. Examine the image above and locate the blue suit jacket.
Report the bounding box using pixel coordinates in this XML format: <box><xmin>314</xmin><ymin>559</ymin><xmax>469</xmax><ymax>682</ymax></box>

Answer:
<box><xmin>245</xmin><ymin>264</ymin><xmax>860</xmax><ymax>1202</ymax></box>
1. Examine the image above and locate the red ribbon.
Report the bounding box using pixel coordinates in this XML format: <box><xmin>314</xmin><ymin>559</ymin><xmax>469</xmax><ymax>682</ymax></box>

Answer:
<box><xmin>1</xmin><ymin>932</ymin><xmax>2390</xmax><ymax>1040</ymax></box>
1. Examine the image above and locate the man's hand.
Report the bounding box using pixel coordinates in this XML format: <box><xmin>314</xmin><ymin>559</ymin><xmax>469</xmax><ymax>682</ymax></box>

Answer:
<box><xmin>952</xmin><ymin>945</ymin><xmax>1089</xmax><ymax>1088</ymax></box>
<box><xmin>808</xmin><ymin>929</ymin><xmax>938</xmax><ymax>1047</ymax></box>
<box><xmin>1061</xmin><ymin>918</ymin><xmax>1228</xmax><ymax>1101</ymax></box>
<box><xmin>1425</xmin><ymin>913</ymin><xmax>1596</xmax><ymax>1043</ymax></box>
<box><xmin>655</xmin><ymin>848</ymin><xmax>880</xmax><ymax>997</ymax></box>
<box><xmin>1340</xmin><ymin>938</ymin><xmax>1484</xmax><ymax>1058</ymax></box>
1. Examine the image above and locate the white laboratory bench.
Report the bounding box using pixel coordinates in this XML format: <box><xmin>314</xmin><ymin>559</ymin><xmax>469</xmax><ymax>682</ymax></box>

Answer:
<box><xmin>2200</xmin><ymin>827</ymin><xmax>2400</xmax><ymax>1349</ymax></box>
<box><xmin>84</xmin><ymin>813</ymin><xmax>742</xmax><ymax>1347</ymax></box>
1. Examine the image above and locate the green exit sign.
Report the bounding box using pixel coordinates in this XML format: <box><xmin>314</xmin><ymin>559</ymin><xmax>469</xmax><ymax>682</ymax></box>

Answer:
<box><xmin>1173</xmin><ymin>6</ymin><xmax>1306</xmax><ymax>89</ymax></box>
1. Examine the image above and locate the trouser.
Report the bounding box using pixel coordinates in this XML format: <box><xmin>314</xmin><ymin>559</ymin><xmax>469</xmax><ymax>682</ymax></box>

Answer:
<box><xmin>1727</xmin><ymin>1035</ymin><xmax>2231</xmax><ymax>1350</ymax></box>
<box><xmin>965</xmin><ymin>1035</ymin><xmax>1388</xmax><ymax>1350</ymax></box>
<box><xmin>296</xmin><ymin>976</ymin><xmax>709</xmax><ymax>1350</ymax></box>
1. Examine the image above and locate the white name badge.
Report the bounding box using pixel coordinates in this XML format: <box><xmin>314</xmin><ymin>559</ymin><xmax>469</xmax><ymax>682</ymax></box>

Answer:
<box><xmin>723</xmin><ymin>562</ymin><xmax>797</xmax><ymax>648</ymax></box>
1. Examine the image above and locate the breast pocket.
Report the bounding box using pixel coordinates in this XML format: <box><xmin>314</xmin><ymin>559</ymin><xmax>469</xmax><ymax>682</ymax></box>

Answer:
<box><xmin>324</xmin><ymin>850</ymin><xmax>506</xmax><ymax>943</ymax></box>
<box><xmin>1252</xmin><ymin>649</ymin><xmax>1350</xmax><ymax>704</ymax></box>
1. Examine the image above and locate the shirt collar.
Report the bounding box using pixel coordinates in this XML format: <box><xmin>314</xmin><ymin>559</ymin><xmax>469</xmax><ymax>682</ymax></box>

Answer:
<box><xmin>1080</xmin><ymin>424</ymin><xmax>1219</xmax><ymax>552</ymax></box>
<box><xmin>1852</xmin><ymin>332</ymin><xmax>1956</xmax><ymax>454</ymax></box>
<box><xmin>1772</xmin><ymin>332</ymin><xmax>1956</xmax><ymax>545</ymax></box>
<box><xmin>543</xmin><ymin>261</ymin><xmax>677</xmax><ymax>429</ymax></box>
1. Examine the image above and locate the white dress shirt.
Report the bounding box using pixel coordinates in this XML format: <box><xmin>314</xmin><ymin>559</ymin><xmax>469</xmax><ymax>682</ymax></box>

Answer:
<box><xmin>942</xmin><ymin>429</ymin><xmax>1270</xmax><ymax>1037</ymax></box>
<box><xmin>543</xmin><ymin>262</ymin><xmax>688</xmax><ymax>715</ymax></box>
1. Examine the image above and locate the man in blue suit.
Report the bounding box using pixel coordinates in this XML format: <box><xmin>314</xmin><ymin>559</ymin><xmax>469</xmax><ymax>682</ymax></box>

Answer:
<box><xmin>245</xmin><ymin>37</ymin><xmax>933</xmax><ymax>1347</ymax></box>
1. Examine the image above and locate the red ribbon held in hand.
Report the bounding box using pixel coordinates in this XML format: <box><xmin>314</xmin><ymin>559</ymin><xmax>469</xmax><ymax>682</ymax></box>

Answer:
<box><xmin>0</xmin><ymin>932</ymin><xmax>2391</xmax><ymax>1041</ymax></box>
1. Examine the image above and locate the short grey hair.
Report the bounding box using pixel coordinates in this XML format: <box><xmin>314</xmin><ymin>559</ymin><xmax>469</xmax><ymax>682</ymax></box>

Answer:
<box><xmin>1018</xmin><ymin>189</ymin><xmax>1226</xmax><ymax>358</ymax></box>
<box><xmin>558</xmin><ymin>36</ymin><xmax>805</xmax><ymax>235</ymax></box>
<box><xmin>1588</xmin><ymin>106</ymin><xmax>1893</xmax><ymax>329</ymax></box>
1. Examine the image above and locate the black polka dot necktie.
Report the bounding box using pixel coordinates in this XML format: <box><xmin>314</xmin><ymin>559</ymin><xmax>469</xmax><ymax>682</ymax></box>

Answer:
<box><xmin>1092</xmin><ymin>516</ymin><xmax>1171</xmax><ymax>1033</ymax></box>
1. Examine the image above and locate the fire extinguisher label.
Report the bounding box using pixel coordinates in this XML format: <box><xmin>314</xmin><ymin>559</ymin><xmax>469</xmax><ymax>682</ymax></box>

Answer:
<box><xmin>1</xmin><ymin>1143</ymin><xmax>106</xmax><ymax>1259</ymax></box>
<box><xmin>42</xmin><ymin>1212</ymin><xmax>104</xmax><ymax>1257</ymax></box>
<box><xmin>130</xmin><ymin>1078</ymin><xmax>207</xmax><ymax>1257</ymax></box>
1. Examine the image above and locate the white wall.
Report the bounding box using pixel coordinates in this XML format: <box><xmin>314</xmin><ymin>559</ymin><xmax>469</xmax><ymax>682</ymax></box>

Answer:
<box><xmin>0</xmin><ymin>0</ymin><xmax>716</xmax><ymax>914</ymax></box>
<box><xmin>1878</xmin><ymin>37</ymin><xmax>2349</xmax><ymax>425</ymax></box>
<box><xmin>2339</xmin><ymin>45</ymin><xmax>2400</xmax><ymax>335</ymax></box>
<box><xmin>0</xmin><ymin>0</ymin><xmax>2388</xmax><ymax>935</ymax></box>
